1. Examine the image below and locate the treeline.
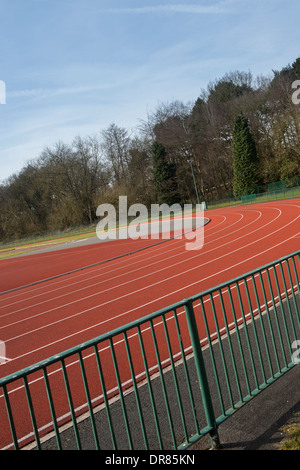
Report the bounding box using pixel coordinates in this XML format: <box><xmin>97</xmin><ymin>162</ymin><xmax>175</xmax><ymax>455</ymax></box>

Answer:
<box><xmin>1</xmin><ymin>58</ymin><xmax>300</xmax><ymax>240</ymax></box>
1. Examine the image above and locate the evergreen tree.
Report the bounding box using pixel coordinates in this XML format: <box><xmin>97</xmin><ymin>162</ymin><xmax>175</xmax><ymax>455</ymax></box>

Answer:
<box><xmin>152</xmin><ymin>141</ymin><xmax>180</xmax><ymax>205</ymax></box>
<box><xmin>232</xmin><ymin>112</ymin><xmax>259</xmax><ymax>197</ymax></box>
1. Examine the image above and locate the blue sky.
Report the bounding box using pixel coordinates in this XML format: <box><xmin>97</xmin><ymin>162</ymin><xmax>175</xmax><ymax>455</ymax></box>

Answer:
<box><xmin>0</xmin><ymin>0</ymin><xmax>299</xmax><ymax>182</ymax></box>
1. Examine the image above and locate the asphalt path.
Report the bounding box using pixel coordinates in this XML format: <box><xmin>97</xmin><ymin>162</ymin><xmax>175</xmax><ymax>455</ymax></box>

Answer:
<box><xmin>11</xmin><ymin>215</ymin><xmax>206</xmax><ymax>257</ymax></box>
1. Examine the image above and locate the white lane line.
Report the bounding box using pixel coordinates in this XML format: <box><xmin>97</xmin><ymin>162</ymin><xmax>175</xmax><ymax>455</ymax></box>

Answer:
<box><xmin>4</xmin><ymin>214</ymin><xmax>299</xmax><ymax>364</ymax></box>
<box><xmin>0</xmin><ymin>212</ymin><xmax>250</xmax><ymax>318</ymax></box>
<box><xmin>1</xmin><ymin>211</ymin><xmax>261</xmax><ymax>325</ymax></box>
<box><xmin>0</xmin><ymin>213</ymin><xmax>229</xmax><ymax>305</ymax></box>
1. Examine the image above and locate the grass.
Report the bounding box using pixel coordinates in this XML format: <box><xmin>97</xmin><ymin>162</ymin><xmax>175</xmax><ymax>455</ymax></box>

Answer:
<box><xmin>280</xmin><ymin>414</ymin><xmax>300</xmax><ymax>450</ymax></box>
<box><xmin>0</xmin><ymin>225</ymin><xmax>97</xmax><ymax>259</ymax></box>
<box><xmin>206</xmin><ymin>186</ymin><xmax>300</xmax><ymax>210</ymax></box>
<box><xmin>0</xmin><ymin>207</ymin><xmax>196</xmax><ymax>259</ymax></box>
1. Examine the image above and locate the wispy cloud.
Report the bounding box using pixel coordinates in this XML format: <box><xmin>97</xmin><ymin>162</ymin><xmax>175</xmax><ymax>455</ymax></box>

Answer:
<box><xmin>7</xmin><ymin>85</ymin><xmax>100</xmax><ymax>100</ymax></box>
<box><xmin>99</xmin><ymin>1</ymin><xmax>240</xmax><ymax>15</ymax></box>
<box><xmin>7</xmin><ymin>80</ymin><xmax>131</xmax><ymax>101</ymax></box>
<box><xmin>32</xmin><ymin>0</ymin><xmax>241</xmax><ymax>15</ymax></box>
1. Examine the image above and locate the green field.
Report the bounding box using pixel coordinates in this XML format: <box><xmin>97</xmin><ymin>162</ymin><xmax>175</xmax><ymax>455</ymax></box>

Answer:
<box><xmin>0</xmin><ymin>225</ymin><xmax>97</xmax><ymax>259</ymax></box>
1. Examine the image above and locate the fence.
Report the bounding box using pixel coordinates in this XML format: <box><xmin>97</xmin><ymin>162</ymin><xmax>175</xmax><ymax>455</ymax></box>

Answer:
<box><xmin>241</xmin><ymin>180</ymin><xmax>300</xmax><ymax>204</ymax></box>
<box><xmin>0</xmin><ymin>250</ymin><xmax>299</xmax><ymax>450</ymax></box>
<box><xmin>207</xmin><ymin>176</ymin><xmax>300</xmax><ymax>208</ymax></box>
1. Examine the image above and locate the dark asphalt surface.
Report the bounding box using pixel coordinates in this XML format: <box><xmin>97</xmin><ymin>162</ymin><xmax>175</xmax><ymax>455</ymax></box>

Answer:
<box><xmin>38</xmin><ymin>355</ymin><xmax>300</xmax><ymax>452</ymax></box>
<box><xmin>191</xmin><ymin>362</ymin><xmax>300</xmax><ymax>451</ymax></box>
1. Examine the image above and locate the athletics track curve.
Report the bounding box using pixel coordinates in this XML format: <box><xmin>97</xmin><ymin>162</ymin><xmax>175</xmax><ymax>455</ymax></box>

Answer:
<box><xmin>0</xmin><ymin>199</ymin><xmax>299</xmax><ymax>449</ymax></box>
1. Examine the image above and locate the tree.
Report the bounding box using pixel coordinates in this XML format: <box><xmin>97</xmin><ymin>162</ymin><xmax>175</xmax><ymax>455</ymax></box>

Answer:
<box><xmin>40</xmin><ymin>137</ymin><xmax>111</xmax><ymax>227</ymax></box>
<box><xmin>152</xmin><ymin>141</ymin><xmax>180</xmax><ymax>205</ymax></box>
<box><xmin>72</xmin><ymin>135</ymin><xmax>110</xmax><ymax>224</ymax></box>
<box><xmin>232</xmin><ymin>112</ymin><xmax>259</xmax><ymax>197</ymax></box>
<box><xmin>101</xmin><ymin>123</ymin><xmax>131</xmax><ymax>189</ymax></box>
<box><xmin>127</xmin><ymin>137</ymin><xmax>155</xmax><ymax>207</ymax></box>
<box><xmin>273</xmin><ymin>57</ymin><xmax>300</xmax><ymax>81</ymax></box>
<box><xmin>207</xmin><ymin>73</ymin><xmax>252</xmax><ymax>105</ymax></box>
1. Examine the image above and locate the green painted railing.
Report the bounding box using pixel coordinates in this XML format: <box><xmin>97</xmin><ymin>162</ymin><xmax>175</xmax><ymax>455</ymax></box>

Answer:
<box><xmin>0</xmin><ymin>250</ymin><xmax>299</xmax><ymax>450</ymax></box>
<box><xmin>207</xmin><ymin>177</ymin><xmax>300</xmax><ymax>208</ymax></box>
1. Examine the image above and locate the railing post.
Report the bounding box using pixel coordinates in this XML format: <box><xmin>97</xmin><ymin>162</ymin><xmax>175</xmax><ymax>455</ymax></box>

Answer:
<box><xmin>184</xmin><ymin>299</ymin><xmax>221</xmax><ymax>449</ymax></box>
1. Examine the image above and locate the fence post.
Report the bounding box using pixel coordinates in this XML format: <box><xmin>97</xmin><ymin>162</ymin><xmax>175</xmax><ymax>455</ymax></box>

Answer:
<box><xmin>184</xmin><ymin>300</ymin><xmax>221</xmax><ymax>449</ymax></box>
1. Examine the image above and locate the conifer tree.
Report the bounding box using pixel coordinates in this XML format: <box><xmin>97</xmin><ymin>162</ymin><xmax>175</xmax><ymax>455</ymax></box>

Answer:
<box><xmin>152</xmin><ymin>141</ymin><xmax>180</xmax><ymax>205</ymax></box>
<box><xmin>232</xmin><ymin>112</ymin><xmax>259</xmax><ymax>197</ymax></box>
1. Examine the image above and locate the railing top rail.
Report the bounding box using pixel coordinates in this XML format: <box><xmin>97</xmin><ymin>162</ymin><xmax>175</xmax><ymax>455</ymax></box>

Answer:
<box><xmin>1</xmin><ymin>249</ymin><xmax>299</xmax><ymax>388</ymax></box>
<box><xmin>189</xmin><ymin>249</ymin><xmax>300</xmax><ymax>301</ymax></box>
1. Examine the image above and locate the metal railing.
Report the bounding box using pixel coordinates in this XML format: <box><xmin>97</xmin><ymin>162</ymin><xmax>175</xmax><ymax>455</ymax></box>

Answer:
<box><xmin>207</xmin><ymin>177</ymin><xmax>300</xmax><ymax>208</ymax></box>
<box><xmin>0</xmin><ymin>250</ymin><xmax>299</xmax><ymax>450</ymax></box>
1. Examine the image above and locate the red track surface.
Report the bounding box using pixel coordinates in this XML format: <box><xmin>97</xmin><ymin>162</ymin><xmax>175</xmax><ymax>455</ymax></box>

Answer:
<box><xmin>0</xmin><ymin>199</ymin><xmax>299</xmax><ymax>449</ymax></box>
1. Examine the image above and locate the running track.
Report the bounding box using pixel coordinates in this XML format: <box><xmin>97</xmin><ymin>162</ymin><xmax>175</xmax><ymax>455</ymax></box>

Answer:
<box><xmin>0</xmin><ymin>199</ymin><xmax>299</xmax><ymax>449</ymax></box>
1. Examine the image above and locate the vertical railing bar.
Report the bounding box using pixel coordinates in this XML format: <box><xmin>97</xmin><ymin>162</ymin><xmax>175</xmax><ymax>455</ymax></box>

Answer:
<box><xmin>290</xmin><ymin>256</ymin><xmax>300</xmax><ymax>326</ymax></box>
<box><xmin>123</xmin><ymin>331</ymin><xmax>149</xmax><ymax>450</ymax></box>
<box><xmin>257</xmin><ymin>271</ymin><xmax>280</xmax><ymax>376</ymax></box>
<box><xmin>265</xmin><ymin>267</ymin><xmax>288</xmax><ymax>369</ymax></box>
<box><xmin>279</xmin><ymin>261</ymin><xmax>298</xmax><ymax>343</ymax></box>
<box><xmin>235</xmin><ymin>281</ymin><xmax>259</xmax><ymax>390</ymax></box>
<box><xmin>23</xmin><ymin>375</ymin><xmax>41</xmax><ymax>450</ymax></box>
<box><xmin>199</xmin><ymin>297</ymin><xmax>225</xmax><ymax>416</ymax></box>
<box><xmin>2</xmin><ymin>384</ymin><xmax>19</xmax><ymax>450</ymax></box>
<box><xmin>136</xmin><ymin>324</ymin><xmax>163</xmax><ymax>449</ymax></box>
<box><xmin>272</xmin><ymin>265</ymin><xmax>293</xmax><ymax>358</ymax></box>
<box><xmin>109</xmin><ymin>338</ymin><xmax>133</xmax><ymax>450</ymax></box>
<box><xmin>172</xmin><ymin>308</ymin><xmax>201</xmax><ymax>435</ymax></box>
<box><xmin>93</xmin><ymin>344</ymin><xmax>117</xmax><ymax>450</ymax></box>
<box><xmin>296</xmin><ymin>254</ymin><xmax>300</xmax><ymax>313</ymax></box>
<box><xmin>60</xmin><ymin>359</ymin><xmax>82</xmax><ymax>450</ymax></box>
<box><xmin>77</xmin><ymin>351</ymin><xmax>100</xmax><ymax>450</ymax></box>
<box><xmin>209</xmin><ymin>292</ymin><xmax>235</xmax><ymax>410</ymax></box>
<box><xmin>149</xmin><ymin>318</ymin><xmax>177</xmax><ymax>449</ymax></box>
<box><xmin>285</xmin><ymin>258</ymin><xmax>300</xmax><ymax>329</ymax></box>
<box><xmin>226</xmin><ymin>285</ymin><xmax>251</xmax><ymax>396</ymax></box>
<box><xmin>218</xmin><ymin>288</ymin><xmax>243</xmax><ymax>404</ymax></box>
<box><xmin>42</xmin><ymin>367</ymin><xmax>62</xmax><ymax>450</ymax></box>
<box><xmin>250</xmin><ymin>273</ymin><xmax>274</xmax><ymax>379</ymax></box>
<box><xmin>243</xmin><ymin>277</ymin><xmax>267</xmax><ymax>385</ymax></box>
<box><xmin>161</xmin><ymin>314</ymin><xmax>189</xmax><ymax>444</ymax></box>
<box><xmin>184</xmin><ymin>300</ymin><xmax>221</xmax><ymax>449</ymax></box>
<box><xmin>292</xmin><ymin>255</ymin><xmax>300</xmax><ymax>294</ymax></box>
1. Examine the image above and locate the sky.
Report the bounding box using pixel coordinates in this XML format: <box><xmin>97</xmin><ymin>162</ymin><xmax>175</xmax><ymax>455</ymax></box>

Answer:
<box><xmin>0</xmin><ymin>0</ymin><xmax>299</xmax><ymax>182</ymax></box>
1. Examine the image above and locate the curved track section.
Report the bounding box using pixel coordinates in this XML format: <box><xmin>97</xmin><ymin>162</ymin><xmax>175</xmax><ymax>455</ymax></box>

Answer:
<box><xmin>0</xmin><ymin>200</ymin><xmax>299</xmax><ymax>376</ymax></box>
<box><xmin>0</xmin><ymin>199</ymin><xmax>299</xmax><ymax>448</ymax></box>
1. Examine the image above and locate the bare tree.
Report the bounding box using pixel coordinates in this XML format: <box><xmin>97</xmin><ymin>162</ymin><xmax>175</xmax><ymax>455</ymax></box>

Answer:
<box><xmin>101</xmin><ymin>123</ymin><xmax>131</xmax><ymax>190</ymax></box>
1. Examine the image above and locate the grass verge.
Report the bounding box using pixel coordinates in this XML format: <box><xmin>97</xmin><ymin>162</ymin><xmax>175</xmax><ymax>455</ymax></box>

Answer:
<box><xmin>279</xmin><ymin>413</ymin><xmax>300</xmax><ymax>450</ymax></box>
<box><xmin>0</xmin><ymin>226</ymin><xmax>97</xmax><ymax>259</ymax></box>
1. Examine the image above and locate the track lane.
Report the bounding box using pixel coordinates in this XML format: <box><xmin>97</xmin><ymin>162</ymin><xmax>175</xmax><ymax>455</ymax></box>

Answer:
<box><xmin>1</xmin><ymin>202</ymin><xmax>299</xmax><ymax>374</ymax></box>
<box><xmin>0</xmin><ymin>199</ymin><xmax>299</xmax><ymax>449</ymax></box>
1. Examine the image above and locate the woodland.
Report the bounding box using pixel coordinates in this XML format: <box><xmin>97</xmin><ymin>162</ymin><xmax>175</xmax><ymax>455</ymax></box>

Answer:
<box><xmin>0</xmin><ymin>58</ymin><xmax>299</xmax><ymax>240</ymax></box>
